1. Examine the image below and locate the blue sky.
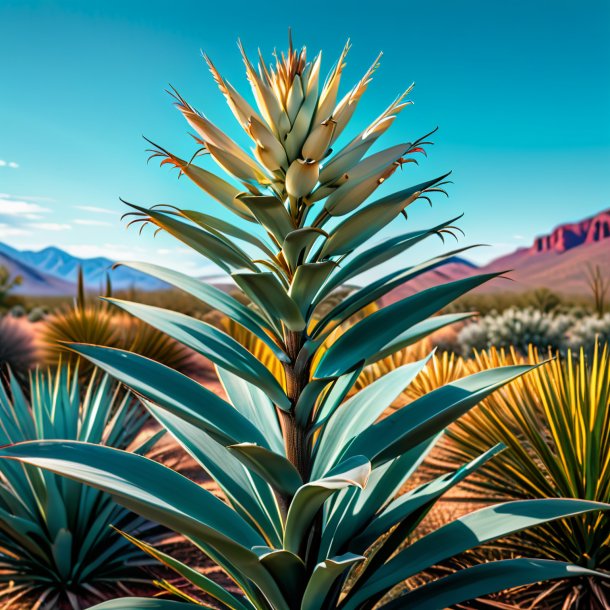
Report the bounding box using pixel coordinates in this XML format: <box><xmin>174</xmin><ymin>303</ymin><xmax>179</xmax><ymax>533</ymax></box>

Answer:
<box><xmin>1</xmin><ymin>0</ymin><xmax>609</xmax><ymax>276</ymax></box>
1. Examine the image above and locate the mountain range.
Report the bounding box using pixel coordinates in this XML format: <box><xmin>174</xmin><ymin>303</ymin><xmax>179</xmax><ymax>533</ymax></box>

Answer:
<box><xmin>0</xmin><ymin>243</ymin><xmax>166</xmax><ymax>295</ymax></box>
<box><xmin>384</xmin><ymin>208</ymin><xmax>610</xmax><ymax>302</ymax></box>
<box><xmin>1</xmin><ymin>207</ymin><xmax>608</xmax><ymax>297</ymax></box>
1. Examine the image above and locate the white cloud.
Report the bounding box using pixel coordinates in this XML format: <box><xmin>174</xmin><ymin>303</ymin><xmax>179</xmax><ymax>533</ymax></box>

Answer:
<box><xmin>74</xmin><ymin>205</ymin><xmax>115</xmax><ymax>215</ymax></box>
<box><xmin>0</xmin><ymin>194</ymin><xmax>51</xmax><ymax>220</ymax></box>
<box><xmin>74</xmin><ymin>219</ymin><xmax>112</xmax><ymax>226</ymax></box>
<box><xmin>30</xmin><ymin>222</ymin><xmax>71</xmax><ymax>231</ymax></box>
<box><xmin>513</xmin><ymin>234</ymin><xmax>525</xmax><ymax>240</ymax></box>
<box><xmin>0</xmin><ymin>160</ymin><xmax>19</xmax><ymax>169</ymax></box>
<box><xmin>0</xmin><ymin>223</ymin><xmax>31</xmax><ymax>237</ymax></box>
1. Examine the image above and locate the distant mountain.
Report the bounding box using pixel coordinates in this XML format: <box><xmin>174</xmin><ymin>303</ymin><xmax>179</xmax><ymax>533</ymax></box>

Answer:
<box><xmin>0</xmin><ymin>243</ymin><xmax>167</xmax><ymax>295</ymax></box>
<box><xmin>382</xmin><ymin>208</ymin><xmax>610</xmax><ymax>303</ymax></box>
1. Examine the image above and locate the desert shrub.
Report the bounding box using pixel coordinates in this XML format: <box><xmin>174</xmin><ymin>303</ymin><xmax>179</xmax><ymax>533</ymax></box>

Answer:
<box><xmin>27</xmin><ymin>305</ymin><xmax>48</xmax><ymax>322</ymax></box>
<box><xmin>9</xmin><ymin>303</ymin><xmax>26</xmax><ymax>318</ymax></box>
<box><xmin>458</xmin><ymin>307</ymin><xmax>574</xmax><ymax>355</ymax></box>
<box><xmin>567</xmin><ymin>313</ymin><xmax>610</xmax><ymax>355</ymax></box>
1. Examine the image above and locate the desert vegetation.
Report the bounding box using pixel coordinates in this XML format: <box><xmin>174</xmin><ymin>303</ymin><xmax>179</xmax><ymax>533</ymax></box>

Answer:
<box><xmin>1</xmin><ymin>37</ymin><xmax>609</xmax><ymax>610</ymax></box>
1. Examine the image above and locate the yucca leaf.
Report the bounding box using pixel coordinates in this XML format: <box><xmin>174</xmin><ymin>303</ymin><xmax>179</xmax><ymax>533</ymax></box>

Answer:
<box><xmin>347</xmin><ymin>364</ymin><xmax>539</xmax><ymax>466</ymax></box>
<box><xmin>233</xmin><ymin>271</ymin><xmax>306</xmax><ymax>332</ymax></box>
<box><xmin>284</xmin><ymin>456</ymin><xmax>371</xmax><ymax>554</ymax></box>
<box><xmin>115</xmin><ymin>261</ymin><xmax>288</xmax><ymax>361</ymax></box>
<box><xmin>0</xmin><ymin>441</ymin><xmax>291</xmax><ymax>610</ymax></box>
<box><xmin>102</xmin><ymin>299</ymin><xmax>291</xmax><ymax>410</ymax></box>
<box><xmin>380</xmin><ymin>559</ymin><xmax>609</xmax><ymax>610</ymax></box>
<box><xmin>289</xmin><ymin>262</ymin><xmax>336</xmax><ymax>319</ymax></box>
<box><xmin>319</xmin><ymin>174</ymin><xmax>449</xmax><ymax>257</ymax></box>
<box><xmin>313</xmin><ymin>246</ymin><xmax>479</xmax><ymax>339</ymax></box>
<box><xmin>350</xmin><ymin>444</ymin><xmax>505</xmax><ymax>554</ymax></box>
<box><xmin>312</xmin><ymin>356</ymin><xmax>433</xmax><ymax>478</ymax></box>
<box><xmin>66</xmin><ymin>343</ymin><xmax>270</xmax><ymax>447</ymax></box>
<box><xmin>253</xmin><ymin>547</ymin><xmax>306</xmax><ymax>608</ymax></box>
<box><xmin>172</xmin><ymin>159</ymin><xmax>254</xmax><ymax>221</ymax></box>
<box><xmin>181</xmin><ymin>209</ymin><xmax>277</xmax><ymax>259</ymax></box>
<box><xmin>238</xmin><ymin>195</ymin><xmax>295</xmax><ymax>244</ymax></box>
<box><xmin>128</xmin><ymin>204</ymin><xmax>258</xmax><ymax>272</ymax></box>
<box><xmin>229</xmin><ymin>443</ymin><xmax>304</xmax><ymax>497</ymax></box>
<box><xmin>282</xmin><ymin>228</ymin><xmax>327</xmax><ymax>271</ymax></box>
<box><xmin>344</xmin><ymin>499</ymin><xmax>610</xmax><ymax>608</ymax></box>
<box><xmin>145</xmin><ymin>403</ymin><xmax>283</xmax><ymax>546</ymax></box>
<box><xmin>216</xmin><ymin>367</ymin><xmax>284</xmax><ymax>454</ymax></box>
<box><xmin>369</xmin><ymin>313</ymin><xmax>474</xmax><ymax>364</ymax></box>
<box><xmin>302</xmin><ymin>553</ymin><xmax>364</xmax><ymax>610</ymax></box>
<box><xmin>315</xmin><ymin>273</ymin><xmax>501</xmax><ymax>378</ymax></box>
<box><xmin>316</xmin><ymin>216</ymin><xmax>464</xmax><ymax>301</ymax></box>
<box><xmin>90</xmin><ymin>600</ymin><xmax>208</xmax><ymax>609</ymax></box>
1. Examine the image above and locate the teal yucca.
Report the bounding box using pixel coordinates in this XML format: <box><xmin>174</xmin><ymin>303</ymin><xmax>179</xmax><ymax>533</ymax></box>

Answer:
<box><xmin>0</xmin><ymin>367</ymin><xmax>165</xmax><ymax>609</ymax></box>
<box><xmin>1</xmin><ymin>37</ymin><xmax>609</xmax><ymax>610</ymax></box>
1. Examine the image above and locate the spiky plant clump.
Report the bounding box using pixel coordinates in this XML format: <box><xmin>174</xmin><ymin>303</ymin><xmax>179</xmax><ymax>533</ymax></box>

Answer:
<box><xmin>2</xmin><ymin>38</ymin><xmax>609</xmax><ymax>610</ymax></box>
<box><xmin>430</xmin><ymin>344</ymin><xmax>610</xmax><ymax>609</ymax></box>
<box><xmin>0</xmin><ymin>366</ymin><xmax>166</xmax><ymax>609</ymax></box>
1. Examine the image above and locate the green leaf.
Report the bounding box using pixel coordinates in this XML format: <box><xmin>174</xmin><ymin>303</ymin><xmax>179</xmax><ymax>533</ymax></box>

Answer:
<box><xmin>316</xmin><ymin>216</ymin><xmax>463</xmax><ymax>302</ymax></box>
<box><xmin>129</xmin><ymin>204</ymin><xmax>257</xmax><ymax>272</ymax></box>
<box><xmin>289</xmin><ymin>261</ymin><xmax>336</xmax><ymax>319</ymax></box>
<box><xmin>313</xmin><ymin>246</ymin><xmax>478</xmax><ymax>340</ymax></box>
<box><xmin>284</xmin><ymin>456</ymin><xmax>371</xmax><ymax>553</ymax></box>
<box><xmin>66</xmin><ymin>343</ymin><xmax>269</xmax><ymax>448</ymax></box>
<box><xmin>315</xmin><ymin>273</ymin><xmax>501</xmax><ymax>378</ymax></box>
<box><xmin>253</xmin><ymin>547</ymin><xmax>306</xmax><ymax>609</ymax></box>
<box><xmin>282</xmin><ymin>228</ymin><xmax>327</xmax><ymax>270</ymax></box>
<box><xmin>350</xmin><ymin>444</ymin><xmax>505</xmax><ymax>553</ymax></box>
<box><xmin>115</xmin><ymin>261</ymin><xmax>288</xmax><ymax>361</ymax></box>
<box><xmin>302</xmin><ymin>553</ymin><xmax>364</xmax><ymax>610</ymax></box>
<box><xmin>368</xmin><ymin>313</ymin><xmax>474</xmax><ymax>364</ymax></box>
<box><xmin>347</xmin><ymin>364</ymin><xmax>540</xmax><ymax>466</ymax></box>
<box><xmin>103</xmin><ymin>298</ymin><xmax>291</xmax><ymax>410</ymax></box>
<box><xmin>145</xmin><ymin>403</ymin><xmax>283</xmax><ymax>547</ymax></box>
<box><xmin>228</xmin><ymin>443</ymin><xmax>303</xmax><ymax>497</ymax></box>
<box><xmin>319</xmin><ymin>174</ymin><xmax>450</xmax><ymax>258</ymax></box>
<box><xmin>345</xmin><ymin>499</ymin><xmax>610</xmax><ymax>608</ymax></box>
<box><xmin>216</xmin><ymin>367</ymin><xmax>284</xmax><ymax>454</ymax></box>
<box><xmin>233</xmin><ymin>271</ymin><xmax>306</xmax><ymax>332</ymax></box>
<box><xmin>312</xmin><ymin>356</ymin><xmax>433</xmax><ymax>478</ymax></box>
<box><xmin>237</xmin><ymin>195</ymin><xmax>295</xmax><ymax>244</ymax></box>
<box><xmin>182</xmin><ymin>209</ymin><xmax>277</xmax><ymax>259</ymax></box>
<box><xmin>380</xmin><ymin>559</ymin><xmax>609</xmax><ymax>610</ymax></box>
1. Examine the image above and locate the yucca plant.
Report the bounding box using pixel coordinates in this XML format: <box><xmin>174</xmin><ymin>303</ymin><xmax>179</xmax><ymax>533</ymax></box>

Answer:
<box><xmin>2</xmin><ymin>38</ymin><xmax>610</xmax><ymax>610</ymax></box>
<box><xmin>0</xmin><ymin>366</ymin><xmax>166</xmax><ymax>609</ymax></box>
<box><xmin>432</xmin><ymin>344</ymin><xmax>610</xmax><ymax>609</ymax></box>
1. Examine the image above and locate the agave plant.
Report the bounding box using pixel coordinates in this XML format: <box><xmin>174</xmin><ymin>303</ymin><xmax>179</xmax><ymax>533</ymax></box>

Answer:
<box><xmin>0</xmin><ymin>366</ymin><xmax>165</xmax><ymax>609</ymax></box>
<box><xmin>1</xmin><ymin>38</ymin><xmax>609</xmax><ymax>610</ymax></box>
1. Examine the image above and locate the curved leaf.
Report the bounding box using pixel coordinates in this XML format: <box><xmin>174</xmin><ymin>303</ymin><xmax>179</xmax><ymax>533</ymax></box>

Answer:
<box><xmin>380</xmin><ymin>559</ymin><xmax>609</xmax><ymax>610</ymax></box>
<box><xmin>315</xmin><ymin>273</ymin><xmax>501</xmax><ymax>378</ymax></box>
<box><xmin>66</xmin><ymin>343</ymin><xmax>269</xmax><ymax>448</ymax></box>
<box><xmin>103</xmin><ymin>298</ymin><xmax>291</xmax><ymax>410</ymax></box>
<box><xmin>284</xmin><ymin>456</ymin><xmax>371</xmax><ymax>553</ymax></box>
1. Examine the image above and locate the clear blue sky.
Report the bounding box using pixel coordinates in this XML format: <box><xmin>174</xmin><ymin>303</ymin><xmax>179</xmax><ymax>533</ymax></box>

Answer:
<box><xmin>1</xmin><ymin>0</ymin><xmax>609</xmax><ymax>276</ymax></box>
